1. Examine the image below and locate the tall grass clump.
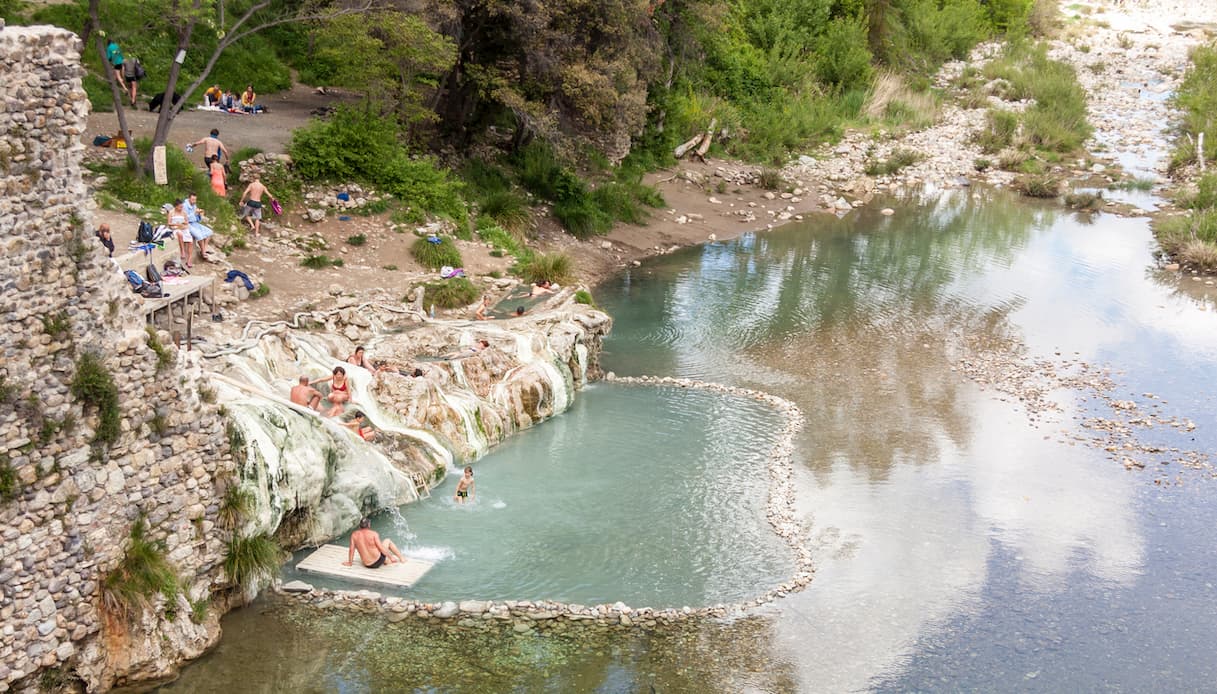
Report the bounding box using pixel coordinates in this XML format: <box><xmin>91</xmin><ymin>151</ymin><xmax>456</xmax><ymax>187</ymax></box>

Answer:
<box><xmin>477</xmin><ymin>224</ymin><xmax>527</xmax><ymax>258</ymax></box>
<box><xmin>1015</xmin><ymin>174</ymin><xmax>1061</xmax><ymax>198</ymax></box>
<box><xmin>519</xmin><ymin>252</ymin><xmax>574</xmax><ymax>285</ymax></box>
<box><xmin>975</xmin><ymin>109</ymin><xmax>1020</xmax><ymax>153</ymax></box>
<box><xmin>224</xmin><ymin>533</ymin><xmax>283</xmax><ymax>591</ymax></box>
<box><xmin>1170</xmin><ymin>42</ymin><xmax>1217</xmax><ymax>171</ymax></box>
<box><xmin>864</xmin><ymin>148</ymin><xmax>924</xmax><ymax>176</ymax></box>
<box><xmin>479</xmin><ymin>190</ymin><xmax>531</xmax><ymax>232</ymax></box>
<box><xmin>411</xmin><ymin>236</ymin><xmax>463</xmax><ymax>269</ymax></box>
<box><xmin>103</xmin><ymin>517</ymin><xmax>179</xmax><ymax>618</ymax></box>
<box><xmin>419</xmin><ymin>277</ymin><xmax>479</xmax><ymax>309</ymax></box>
<box><xmin>1175</xmin><ymin>173</ymin><xmax>1217</xmax><ymax>211</ymax></box>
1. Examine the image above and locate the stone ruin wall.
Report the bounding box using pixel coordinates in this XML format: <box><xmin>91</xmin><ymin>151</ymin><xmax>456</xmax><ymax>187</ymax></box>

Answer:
<box><xmin>0</xmin><ymin>24</ymin><xmax>236</xmax><ymax>691</ymax></box>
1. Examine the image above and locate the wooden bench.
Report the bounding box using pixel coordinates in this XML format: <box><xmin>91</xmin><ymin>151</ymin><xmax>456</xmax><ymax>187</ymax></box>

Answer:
<box><xmin>296</xmin><ymin>544</ymin><xmax>435</xmax><ymax>589</ymax></box>
<box><xmin>143</xmin><ymin>275</ymin><xmax>213</xmax><ymax>329</ymax></box>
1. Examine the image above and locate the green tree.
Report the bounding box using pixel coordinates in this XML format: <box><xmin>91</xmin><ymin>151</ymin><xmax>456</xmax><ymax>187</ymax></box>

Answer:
<box><xmin>313</xmin><ymin>11</ymin><xmax>456</xmax><ymax>137</ymax></box>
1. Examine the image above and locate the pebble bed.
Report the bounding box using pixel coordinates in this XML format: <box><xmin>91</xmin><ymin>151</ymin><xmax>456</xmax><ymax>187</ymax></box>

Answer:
<box><xmin>276</xmin><ymin>374</ymin><xmax>812</xmax><ymax>632</ymax></box>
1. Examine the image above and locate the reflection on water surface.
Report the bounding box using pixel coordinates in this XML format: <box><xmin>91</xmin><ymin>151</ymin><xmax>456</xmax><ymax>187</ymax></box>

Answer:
<box><xmin>167</xmin><ymin>189</ymin><xmax>1217</xmax><ymax>692</ymax></box>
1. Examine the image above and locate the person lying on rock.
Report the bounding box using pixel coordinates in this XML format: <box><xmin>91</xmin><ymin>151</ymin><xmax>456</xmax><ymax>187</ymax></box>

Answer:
<box><xmin>343</xmin><ymin>517</ymin><xmax>406</xmax><ymax>569</ymax></box>
<box><xmin>528</xmin><ymin>279</ymin><xmax>555</xmax><ymax>297</ymax></box>
<box><xmin>289</xmin><ymin>375</ymin><xmax>323</xmax><ymax>411</ymax></box>
<box><xmin>341</xmin><ymin>411</ymin><xmax>377</xmax><ymax>442</ymax></box>
<box><xmin>311</xmin><ymin>366</ymin><xmax>352</xmax><ymax>417</ymax></box>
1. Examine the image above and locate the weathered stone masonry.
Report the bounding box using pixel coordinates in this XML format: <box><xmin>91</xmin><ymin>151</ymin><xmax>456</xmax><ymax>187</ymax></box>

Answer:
<box><xmin>0</xmin><ymin>24</ymin><xmax>235</xmax><ymax>691</ymax></box>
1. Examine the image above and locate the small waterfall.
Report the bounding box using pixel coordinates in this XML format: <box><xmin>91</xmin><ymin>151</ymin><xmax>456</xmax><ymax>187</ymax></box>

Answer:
<box><xmin>204</xmin><ymin>304</ymin><xmax>610</xmax><ymax>549</ymax></box>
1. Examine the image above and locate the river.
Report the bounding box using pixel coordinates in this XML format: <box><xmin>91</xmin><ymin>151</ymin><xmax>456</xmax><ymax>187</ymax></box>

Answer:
<box><xmin>163</xmin><ymin>187</ymin><xmax>1217</xmax><ymax>692</ymax></box>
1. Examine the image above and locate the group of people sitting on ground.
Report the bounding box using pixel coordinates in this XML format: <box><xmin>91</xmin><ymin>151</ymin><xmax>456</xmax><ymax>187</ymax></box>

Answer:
<box><xmin>202</xmin><ymin>84</ymin><xmax>266</xmax><ymax>113</ymax></box>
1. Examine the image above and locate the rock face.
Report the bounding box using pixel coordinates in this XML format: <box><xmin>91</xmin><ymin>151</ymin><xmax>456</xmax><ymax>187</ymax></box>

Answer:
<box><xmin>208</xmin><ymin>299</ymin><xmax>611</xmax><ymax>548</ymax></box>
<box><xmin>0</xmin><ymin>26</ymin><xmax>235</xmax><ymax>692</ymax></box>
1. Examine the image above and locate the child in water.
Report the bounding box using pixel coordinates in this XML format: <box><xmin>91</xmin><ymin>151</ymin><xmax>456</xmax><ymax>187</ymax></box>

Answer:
<box><xmin>454</xmin><ymin>466</ymin><xmax>475</xmax><ymax>504</ymax></box>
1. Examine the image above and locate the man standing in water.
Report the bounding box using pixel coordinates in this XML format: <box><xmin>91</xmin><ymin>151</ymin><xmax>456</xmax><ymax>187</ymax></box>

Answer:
<box><xmin>454</xmin><ymin>466</ymin><xmax>475</xmax><ymax>503</ymax></box>
<box><xmin>343</xmin><ymin>518</ymin><xmax>407</xmax><ymax>569</ymax></box>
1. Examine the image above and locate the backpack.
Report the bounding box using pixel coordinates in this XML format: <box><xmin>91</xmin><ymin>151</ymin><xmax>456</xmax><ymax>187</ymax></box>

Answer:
<box><xmin>125</xmin><ymin>269</ymin><xmax>145</xmax><ymax>292</ymax></box>
<box><xmin>133</xmin><ymin>59</ymin><xmax>146</xmax><ymax>80</ymax></box>
<box><xmin>140</xmin><ymin>282</ymin><xmax>164</xmax><ymax>298</ymax></box>
<box><xmin>146</xmin><ymin>262</ymin><xmax>163</xmax><ymax>284</ymax></box>
<box><xmin>137</xmin><ymin>220</ymin><xmax>155</xmax><ymax>243</ymax></box>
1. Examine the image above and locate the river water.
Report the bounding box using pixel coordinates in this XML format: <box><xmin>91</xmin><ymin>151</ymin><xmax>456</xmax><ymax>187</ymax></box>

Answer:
<box><xmin>164</xmin><ymin>188</ymin><xmax>1217</xmax><ymax>692</ymax></box>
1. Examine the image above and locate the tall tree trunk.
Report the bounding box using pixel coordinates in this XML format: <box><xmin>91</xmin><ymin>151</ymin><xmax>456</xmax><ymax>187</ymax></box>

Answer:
<box><xmin>146</xmin><ymin>17</ymin><xmax>199</xmax><ymax>173</ymax></box>
<box><xmin>87</xmin><ymin>0</ymin><xmax>141</xmax><ymax>173</ymax></box>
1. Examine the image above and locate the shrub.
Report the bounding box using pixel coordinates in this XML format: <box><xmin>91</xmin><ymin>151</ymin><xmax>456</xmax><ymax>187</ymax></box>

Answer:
<box><xmin>863</xmin><ymin>148</ymin><xmax>925</xmax><ymax>176</ymax></box>
<box><xmin>1064</xmin><ymin>190</ymin><xmax>1103</xmax><ymax>210</ymax></box>
<box><xmin>1172</xmin><ymin>43</ymin><xmax>1217</xmax><ymax>167</ymax></box>
<box><xmin>224</xmin><ymin>533</ymin><xmax>283</xmax><ymax>590</ymax></box>
<box><xmin>574</xmin><ymin>289</ymin><xmax>596</xmax><ymax>307</ymax></box>
<box><xmin>758</xmin><ymin>168</ymin><xmax>785</xmax><ymax>190</ymax></box>
<box><xmin>219</xmin><ymin>484</ymin><xmax>254</xmax><ymax>525</ymax></box>
<box><xmin>1179</xmin><ymin>240</ymin><xmax>1217</xmax><ymax>270</ymax></box>
<box><xmin>411</xmin><ymin>236</ymin><xmax>462</xmax><ymax>269</ymax></box>
<box><xmin>815</xmin><ymin>17</ymin><xmax>873</xmax><ymax>89</ymax></box>
<box><xmin>346</xmin><ymin>234</ymin><xmax>367</xmax><ymax>246</ymax></box>
<box><xmin>145</xmin><ymin>326</ymin><xmax>173</xmax><ymax>372</ymax></box>
<box><xmin>975</xmin><ymin>109</ymin><xmax>1020</xmax><ymax>154</ymax></box>
<box><xmin>250</xmin><ymin>283</ymin><xmax>270</xmax><ymax>299</ymax></box>
<box><xmin>514</xmin><ymin>143</ymin><xmax>583</xmax><ymax>202</ymax></box>
<box><xmin>997</xmin><ymin>148</ymin><xmax>1030</xmax><ymax>171</ymax></box>
<box><xmin>461</xmin><ymin>159</ymin><xmax>512</xmax><ymax>200</ymax></box>
<box><xmin>1015</xmin><ymin>174</ymin><xmax>1060</xmax><ymax>198</ymax></box>
<box><xmin>974</xmin><ymin>158</ymin><xmax>992</xmax><ymax>171</ymax></box>
<box><xmin>479</xmin><ymin>190</ymin><xmax>531</xmax><ymax>232</ymax></box>
<box><xmin>0</xmin><ymin>456</ymin><xmax>18</xmax><ymax>502</ymax></box>
<box><xmin>70</xmin><ymin>352</ymin><xmax>120</xmax><ymax>446</ymax></box>
<box><xmin>590</xmin><ymin>183</ymin><xmax>648</xmax><ymax>225</ymax></box>
<box><xmin>103</xmin><ymin>517</ymin><xmax>179</xmax><ymax>618</ymax></box>
<box><xmin>420</xmin><ymin>277</ymin><xmax>479</xmax><ymax>309</ymax></box>
<box><xmin>41</xmin><ymin>311</ymin><xmax>71</xmax><ymax>340</ymax></box>
<box><xmin>300</xmin><ymin>255</ymin><xmax>343</xmax><ymax>269</ymax></box>
<box><xmin>1176</xmin><ymin>173</ymin><xmax>1217</xmax><ymax>210</ymax></box>
<box><xmin>477</xmin><ymin>224</ymin><xmax>527</xmax><ymax>258</ymax></box>
<box><xmin>519</xmin><ymin>252</ymin><xmax>574</xmax><ymax>285</ymax></box>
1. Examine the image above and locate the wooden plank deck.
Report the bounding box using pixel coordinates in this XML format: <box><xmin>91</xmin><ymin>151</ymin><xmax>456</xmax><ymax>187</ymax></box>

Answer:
<box><xmin>295</xmin><ymin>544</ymin><xmax>435</xmax><ymax>589</ymax></box>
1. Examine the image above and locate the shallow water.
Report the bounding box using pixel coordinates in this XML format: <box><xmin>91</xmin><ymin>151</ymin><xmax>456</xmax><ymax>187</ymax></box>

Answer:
<box><xmin>166</xmin><ymin>188</ymin><xmax>1217</xmax><ymax>691</ymax></box>
<box><xmin>282</xmin><ymin>384</ymin><xmax>792</xmax><ymax>607</ymax></box>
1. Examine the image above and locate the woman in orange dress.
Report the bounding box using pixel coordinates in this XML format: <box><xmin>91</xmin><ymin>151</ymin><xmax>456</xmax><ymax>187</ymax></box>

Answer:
<box><xmin>208</xmin><ymin>155</ymin><xmax>227</xmax><ymax>197</ymax></box>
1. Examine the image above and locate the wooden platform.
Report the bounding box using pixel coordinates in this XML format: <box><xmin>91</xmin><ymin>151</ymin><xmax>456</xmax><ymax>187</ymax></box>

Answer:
<box><xmin>143</xmin><ymin>275</ymin><xmax>213</xmax><ymax>328</ymax></box>
<box><xmin>295</xmin><ymin>544</ymin><xmax>435</xmax><ymax>589</ymax></box>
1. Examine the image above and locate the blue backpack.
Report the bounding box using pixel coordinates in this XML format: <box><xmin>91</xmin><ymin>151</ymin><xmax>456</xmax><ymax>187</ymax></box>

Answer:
<box><xmin>125</xmin><ymin>269</ymin><xmax>145</xmax><ymax>292</ymax></box>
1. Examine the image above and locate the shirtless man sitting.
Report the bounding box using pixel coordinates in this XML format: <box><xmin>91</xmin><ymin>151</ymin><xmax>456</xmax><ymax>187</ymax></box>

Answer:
<box><xmin>289</xmin><ymin>375</ymin><xmax>323</xmax><ymax>411</ymax></box>
<box><xmin>343</xmin><ymin>518</ymin><xmax>406</xmax><ymax>569</ymax></box>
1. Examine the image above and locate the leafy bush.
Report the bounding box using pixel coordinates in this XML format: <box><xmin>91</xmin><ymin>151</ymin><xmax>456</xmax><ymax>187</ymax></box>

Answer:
<box><xmin>519</xmin><ymin>252</ymin><xmax>574</xmax><ymax>285</ymax></box>
<box><xmin>420</xmin><ymin>277</ymin><xmax>479</xmax><ymax>309</ymax></box>
<box><xmin>290</xmin><ymin>107</ymin><xmax>467</xmax><ymax>224</ymax></box>
<box><xmin>590</xmin><ymin>183</ymin><xmax>648</xmax><ymax>225</ymax></box>
<box><xmin>346</xmin><ymin>234</ymin><xmax>367</xmax><ymax>246</ymax></box>
<box><xmin>461</xmin><ymin>159</ymin><xmax>513</xmax><ymax>200</ymax></box>
<box><xmin>103</xmin><ymin>517</ymin><xmax>179</xmax><ymax>617</ymax></box>
<box><xmin>224</xmin><ymin>533</ymin><xmax>283</xmax><ymax>590</ymax></box>
<box><xmin>975</xmin><ymin>109</ymin><xmax>1020</xmax><ymax>154</ymax></box>
<box><xmin>71</xmin><ymin>352</ymin><xmax>120</xmax><ymax>446</ymax></box>
<box><xmin>514</xmin><ymin>143</ymin><xmax>583</xmax><ymax>202</ymax></box>
<box><xmin>574</xmin><ymin>289</ymin><xmax>596</xmax><ymax>307</ymax></box>
<box><xmin>411</xmin><ymin>236</ymin><xmax>462</xmax><ymax>269</ymax></box>
<box><xmin>145</xmin><ymin>326</ymin><xmax>173</xmax><ymax>372</ymax></box>
<box><xmin>815</xmin><ymin>17</ymin><xmax>874</xmax><ymax>89</ymax></box>
<box><xmin>0</xmin><ymin>456</ymin><xmax>18</xmax><ymax>502</ymax></box>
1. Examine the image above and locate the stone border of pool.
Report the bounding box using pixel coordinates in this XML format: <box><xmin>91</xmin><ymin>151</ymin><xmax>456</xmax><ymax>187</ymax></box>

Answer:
<box><xmin>273</xmin><ymin>375</ymin><xmax>813</xmax><ymax>631</ymax></box>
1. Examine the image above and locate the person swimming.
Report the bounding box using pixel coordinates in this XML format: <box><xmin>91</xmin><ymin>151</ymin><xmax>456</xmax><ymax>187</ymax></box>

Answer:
<box><xmin>528</xmin><ymin>280</ymin><xmax>554</xmax><ymax>297</ymax></box>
